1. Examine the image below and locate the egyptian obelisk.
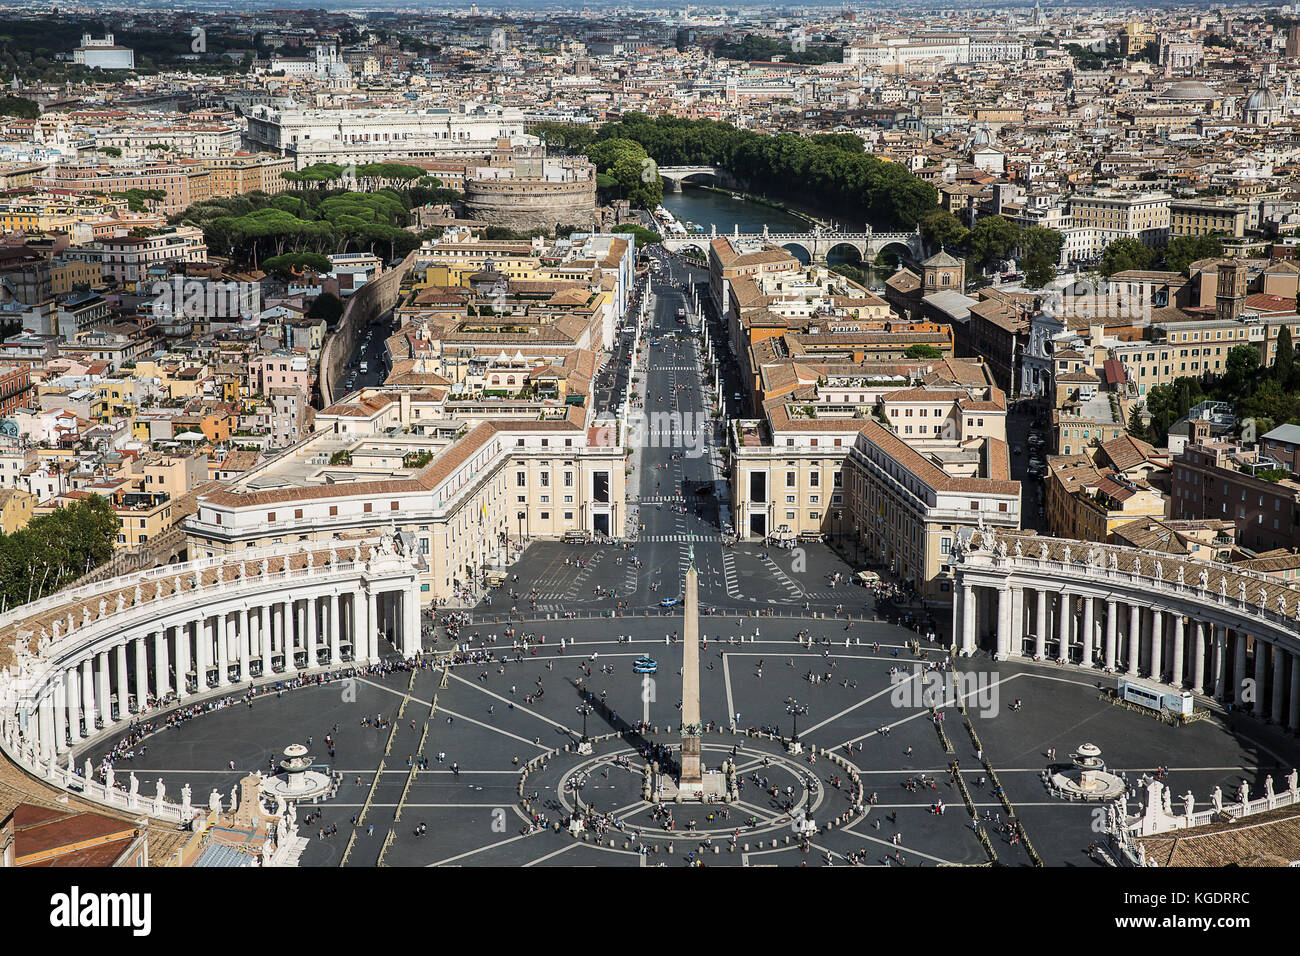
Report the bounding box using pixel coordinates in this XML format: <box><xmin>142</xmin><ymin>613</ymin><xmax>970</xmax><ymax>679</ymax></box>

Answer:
<box><xmin>679</xmin><ymin>546</ymin><xmax>702</xmax><ymax>789</ymax></box>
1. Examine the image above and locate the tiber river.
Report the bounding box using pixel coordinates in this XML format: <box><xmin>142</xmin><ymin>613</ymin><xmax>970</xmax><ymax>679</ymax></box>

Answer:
<box><xmin>658</xmin><ymin>186</ymin><xmax>891</xmax><ymax>288</ymax></box>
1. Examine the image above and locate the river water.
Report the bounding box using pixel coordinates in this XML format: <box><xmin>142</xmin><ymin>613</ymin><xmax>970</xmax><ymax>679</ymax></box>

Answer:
<box><xmin>659</xmin><ymin>186</ymin><xmax>886</xmax><ymax>284</ymax></box>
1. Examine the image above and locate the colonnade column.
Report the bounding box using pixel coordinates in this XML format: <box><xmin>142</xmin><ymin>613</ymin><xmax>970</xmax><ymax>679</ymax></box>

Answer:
<box><xmin>1234</xmin><ymin>632</ymin><xmax>1248</xmax><ymax>706</ymax></box>
<box><xmin>1272</xmin><ymin>644</ymin><xmax>1286</xmax><ymax>725</ymax></box>
<box><xmin>368</xmin><ymin>591</ymin><xmax>380</xmax><ymax>660</ymax></box>
<box><xmin>156</xmin><ymin>630</ymin><xmax>170</xmax><ymax>699</ymax></box>
<box><xmin>960</xmin><ymin>585</ymin><xmax>976</xmax><ymax>656</ymax></box>
<box><xmin>307</xmin><ymin>595</ymin><xmax>319</xmax><ymax>668</ymax></box>
<box><xmin>996</xmin><ymin>586</ymin><xmax>1010</xmax><ymax>658</ymax></box>
<box><xmin>1191</xmin><ymin>622</ymin><xmax>1206</xmax><ymax>694</ymax></box>
<box><xmin>1170</xmin><ymin>615</ymin><xmax>1185</xmax><ymax>689</ymax></box>
<box><xmin>1214</xmin><ymin>626</ymin><xmax>1227</xmax><ymax>701</ymax></box>
<box><xmin>1104</xmin><ymin>599</ymin><xmax>1117</xmax><ymax>671</ymax></box>
<box><xmin>1126</xmin><ymin>604</ymin><xmax>1140</xmax><ymax>676</ymax></box>
<box><xmin>1253</xmin><ymin>636</ymin><xmax>1268</xmax><ymax>716</ymax></box>
<box><xmin>96</xmin><ymin>651</ymin><xmax>111</xmax><ymax>727</ymax></box>
<box><xmin>196</xmin><ymin>616</ymin><xmax>210</xmax><ymax>691</ymax></box>
<box><xmin>330</xmin><ymin>594</ymin><xmax>341</xmax><ymax>667</ymax></box>
<box><xmin>52</xmin><ymin>679</ymin><xmax>66</xmax><ymax>754</ymax></box>
<box><xmin>116</xmin><ymin>642</ymin><xmax>129</xmax><ymax>711</ymax></box>
<box><xmin>1034</xmin><ymin>589</ymin><xmax>1047</xmax><ymax>660</ymax></box>
<box><xmin>259</xmin><ymin>607</ymin><xmax>271</xmax><ymax>677</ymax></box>
<box><xmin>176</xmin><ymin>620</ymin><xmax>192</xmax><ymax>699</ymax></box>
<box><xmin>134</xmin><ymin>637</ymin><xmax>148</xmax><ymax>710</ymax></box>
<box><xmin>284</xmin><ymin>601</ymin><xmax>297</xmax><ymax>675</ymax></box>
<box><xmin>1149</xmin><ymin>610</ymin><xmax>1163</xmax><ymax>683</ymax></box>
<box><xmin>80</xmin><ymin>659</ymin><xmax>94</xmax><ymax>732</ymax></box>
<box><xmin>66</xmin><ymin>668</ymin><xmax>80</xmax><ymax>743</ymax></box>
<box><xmin>1080</xmin><ymin>597</ymin><xmax>1095</xmax><ymax>668</ymax></box>
<box><xmin>1290</xmin><ymin>653</ymin><xmax>1300</xmax><ymax>731</ymax></box>
<box><xmin>1057</xmin><ymin>593</ymin><xmax>1071</xmax><ymax>663</ymax></box>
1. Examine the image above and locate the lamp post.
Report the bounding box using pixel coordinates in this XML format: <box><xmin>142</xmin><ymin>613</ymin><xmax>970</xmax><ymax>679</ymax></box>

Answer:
<box><xmin>576</xmin><ymin>701</ymin><xmax>593</xmax><ymax>753</ymax></box>
<box><xmin>517</xmin><ymin>511</ymin><xmax>525</xmax><ymax>549</ymax></box>
<box><xmin>786</xmin><ymin>698</ymin><xmax>808</xmax><ymax>754</ymax></box>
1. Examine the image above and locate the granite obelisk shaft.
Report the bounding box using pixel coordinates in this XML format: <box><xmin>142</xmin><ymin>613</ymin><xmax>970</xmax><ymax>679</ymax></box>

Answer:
<box><xmin>680</xmin><ymin>561</ymin><xmax>702</xmax><ymax>786</ymax></box>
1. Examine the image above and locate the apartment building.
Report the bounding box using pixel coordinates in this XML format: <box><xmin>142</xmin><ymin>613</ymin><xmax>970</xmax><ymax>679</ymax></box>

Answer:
<box><xmin>1066</xmin><ymin>191</ymin><xmax>1171</xmax><ymax>259</ymax></box>
<box><xmin>1170</xmin><ymin>423</ymin><xmax>1300</xmax><ymax>553</ymax></box>
<box><xmin>185</xmin><ymin>396</ymin><xmax>625</xmax><ymax>599</ymax></box>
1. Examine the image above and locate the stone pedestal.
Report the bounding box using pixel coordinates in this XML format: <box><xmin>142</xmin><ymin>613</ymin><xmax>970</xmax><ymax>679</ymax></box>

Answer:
<box><xmin>786</xmin><ymin>740</ymin><xmax>803</xmax><ymax>755</ymax></box>
<box><xmin>576</xmin><ymin>739</ymin><xmax>593</xmax><ymax>755</ymax></box>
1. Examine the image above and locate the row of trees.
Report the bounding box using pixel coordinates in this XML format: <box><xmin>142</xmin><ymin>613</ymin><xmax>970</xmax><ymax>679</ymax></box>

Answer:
<box><xmin>1099</xmin><ymin>234</ymin><xmax>1226</xmax><ymax>278</ymax></box>
<box><xmin>712</xmin><ymin>34</ymin><xmax>844</xmax><ymax>65</ymax></box>
<box><xmin>0</xmin><ymin>496</ymin><xmax>119</xmax><ymax>611</ymax></box>
<box><xmin>177</xmin><ymin>187</ymin><xmax>443</xmax><ymax>269</ymax></box>
<box><xmin>534</xmin><ymin>112</ymin><xmax>938</xmax><ymax>230</ymax></box>
<box><xmin>1131</xmin><ymin>334</ymin><xmax>1300</xmax><ymax>447</ymax></box>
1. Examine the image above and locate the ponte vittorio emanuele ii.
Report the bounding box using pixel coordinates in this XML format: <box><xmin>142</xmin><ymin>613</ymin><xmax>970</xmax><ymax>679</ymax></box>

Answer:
<box><xmin>953</xmin><ymin>529</ymin><xmax>1300</xmax><ymax>730</ymax></box>
<box><xmin>0</xmin><ymin>534</ymin><xmax>422</xmax><ymax>823</ymax></box>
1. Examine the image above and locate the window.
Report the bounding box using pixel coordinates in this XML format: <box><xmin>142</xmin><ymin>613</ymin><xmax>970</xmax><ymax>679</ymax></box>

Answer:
<box><xmin>364</xmin><ymin>503</ymin><xmax>372</xmax><ymax>513</ymax></box>
<box><xmin>540</xmin><ymin>473</ymin><xmax>550</xmax><ymax>487</ymax></box>
<box><xmin>810</xmin><ymin>473</ymin><xmax>819</xmax><ymax>487</ymax></box>
<box><xmin>267</xmin><ymin>512</ymin><xmax>275</xmax><ymax>522</ymax></box>
<box><xmin>516</xmin><ymin>471</ymin><xmax>526</xmax><ymax>487</ymax></box>
<box><xmin>786</xmin><ymin>471</ymin><xmax>796</xmax><ymax>488</ymax></box>
<box><xmin>390</xmin><ymin>502</ymin><xmax>399</xmax><ymax>511</ymax></box>
<box><xmin>295</xmin><ymin>508</ymin><xmax>303</xmax><ymax>519</ymax></box>
<box><xmin>329</xmin><ymin>506</ymin><xmax>338</xmax><ymax>516</ymax></box>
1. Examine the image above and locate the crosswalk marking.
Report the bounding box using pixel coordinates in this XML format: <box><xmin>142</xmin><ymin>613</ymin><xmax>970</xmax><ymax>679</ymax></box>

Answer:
<box><xmin>638</xmin><ymin>534</ymin><xmax>723</xmax><ymax>542</ymax></box>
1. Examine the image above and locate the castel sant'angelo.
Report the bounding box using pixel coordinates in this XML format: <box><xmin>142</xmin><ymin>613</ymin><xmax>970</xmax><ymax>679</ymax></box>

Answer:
<box><xmin>463</xmin><ymin>140</ymin><xmax>597</xmax><ymax>233</ymax></box>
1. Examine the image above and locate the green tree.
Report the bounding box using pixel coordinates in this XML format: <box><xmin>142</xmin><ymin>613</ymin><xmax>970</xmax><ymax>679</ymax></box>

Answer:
<box><xmin>1126</xmin><ymin>406</ymin><xmax>1149</xmax><ymax>442</ymax></box>
<box><xmin>966</xmin><ymin>216</ymin><xmax>1020</xmax><ymax>270</ymax></box>
<box><xmin>0</xmin><ymin>94</ymin><xmax>39</xmax><ymax>119</ymax></box>
<box><xmin>1275</xmin><ymin>324</ymin><xmax>1294</xmax><ymax>387</ymax></box>
<box><xmin>612</xmin><ymin>224</ymin><xmax>662</xmax><ymax>248</ymax></box>
<box><xmin>1100</xmin><ymin>237</ymin><xmax>1155</xmax><ymax>276</ymax></box>
<box><xmin>918</xmin><ymin>209</ymin><xmax>969</xmax><ymax>254</ymax></box>
<box><xmin>1163</xmin><ymin>234</ymin><xmax>1224</xmax><ymax>275</ymax></box>
<box><xmin>1020</xmin><ymin>226</ymin><xmax>1064</xmax><ymax>288</ymax></box>
<box><xmin>904</xmin><ymin>344</ymin><xmax>943</xmax><ymax>359</ymax></box>
<box><xmin>307</xmin><ymin>291</ymin><xmax>344</xmax><ymax>324</ymax></box>
<box><xmin>1223</xmin><ymin>344</ymin><xmax>1261</xmax><ymax>397</ymax></box>
<box><xmin>262</xmin><ymin>252</ymin><xmax>332</xmax><ymax>279</ymax></box>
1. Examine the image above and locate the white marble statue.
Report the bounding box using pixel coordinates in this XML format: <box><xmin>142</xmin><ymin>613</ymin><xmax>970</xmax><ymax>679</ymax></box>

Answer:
<box><xmin>209</xmin><ymin>789</ymin><xmax>222</xmax><ymax>813</ymax></box>
<box><xmin>129</xmin><ymin>772</ymin><xmax>139</xmax><ymax>798</ymax></box>
<box><xmin>135</xmin><ymin>585</ymin><xmax>143</xmax><ymax>605</ymax></box>
<box><xmin>229</xmin><ymin>785</ymin><xmax>238</xmax><ymax>814</ymax></box>
<box><xmin>1237</xmin><ymin>780</ymin><xmax>1249</xmax><ymax>804</ymax></box>
<box><xmin>997</xmin><ymin>540</ymin><xmax>1008</xmax><ymax>559</ymax></box>
<box><xmin>1160</xmin><ymin>783</ymin><xmax>1173</xmax><ymax>817</ymax></box>
<box><xmin>83</xmin><ymin>757</ymin><xmax>92</xmax><ymax>779</ymax></box>
<box><xmin>1132</xmin><ymin>556</ymin><xmax>1142</xmax><ymax>574</ymax></box>
<box><xmin>1109</xmin><ymin>552</ymin><xmax>1119</xmax><ymax>571</ymax></box>
<box><xmin>1289</xmin><ymin>770</ymin><xmax>1298</xmax><ymax>795</ymax></box>
<box><xmin>181</xmin><ymin>783</ymin><xmax>192</xmax><ymax>816</ymax></box>
<box><xmin>1183</xmin><ymin>791</ymin><xmax>1194</xmax><ymax>817</ymax></box>
<box><xmin>1039</xmin><ymin>541</ymin><xmax>1050</xmax><ymax>560</ymax></box>
<box><xmin>1238</xmin><ymin>580</ymin><xmax>1247</xmax><ymax>602</ymax></box>
<box><xmin>261</xmin><ymin>558</ymin><xmax>270</xmax><ymax>576</ymax></box>
<box><xmin>1212</xmin><ymin>786</ymin><xmax>1223</xmax><ymax>812</ymax></box>
<box><xmin>1153</xmin><ymin>562</ymin><xmax>1163</xmax><ymax>582</ymax></box>
<box><xmin>1014</xmin><ymin>540</ymin><xmax>1022</xmax><ymax>558</ymax></box>
<box><xmin>1258</xmin><ymin>586</ymin><xmax>1268</xmax><ymax>607</ymax></box>
<box><xmin>81</xmin><ymin>607</ymin><xmax>91</xmax><ymax>626</ymax></box>
<box><xmin>115</xmin><ymin>593</ymin><xmax>125</xmax><ymax>613</ymax></box>
<box><xmin>1219</xmin><ymin>578</ymin><xmax>1228</xmax><ymax>598</ymax></box>
<box><xmin>1199</xmin><ymin>568</ymin><xmax>1209</xmax><ymax>590</ymax></box>
<box><xmin>105</xmin><ymin>766</ymin><xmax>114</xmax><ymax>791</ymax></box>
<box><xmin>1176</xmin><ymin>566</ymin><xmax>1184</xmax><ymax>586</ymax></box>
<box><xmin>1266</xmin><ymin>775</ymin><xmax>1275</xmax><ymax>800</ymax></box>
<box><xmin>1063</xmin><ymin>545</ymin><xmax>1073</xmax><ymax>564</ymax></box>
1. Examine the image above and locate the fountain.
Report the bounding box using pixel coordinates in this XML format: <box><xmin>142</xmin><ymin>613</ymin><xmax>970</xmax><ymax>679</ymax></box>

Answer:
<box><xmin>1047</xmin><ymin>742</ymin><xmax>1126</xmax><ymax>800</ymax></box>
<box><xmin>259</xmin><ymin>743</ymin><xmax>334</xmax><ymax>803</ymax></box>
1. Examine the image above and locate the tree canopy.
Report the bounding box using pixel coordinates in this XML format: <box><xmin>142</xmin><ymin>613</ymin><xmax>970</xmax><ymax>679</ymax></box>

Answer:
<box><xmin>0</xmin><ymin>495</ymin><xmax>119</xmax><ymax>610</ymax></box>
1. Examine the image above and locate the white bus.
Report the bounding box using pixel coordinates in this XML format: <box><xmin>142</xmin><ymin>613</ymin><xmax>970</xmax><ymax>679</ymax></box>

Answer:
<box><xmin>1117</xmin><ymin>676</ymin><xmax>1193</xmax><ymax>718</ymax></box>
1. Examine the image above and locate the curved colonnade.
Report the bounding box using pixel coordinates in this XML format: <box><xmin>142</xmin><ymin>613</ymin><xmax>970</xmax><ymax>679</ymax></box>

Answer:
<box><xmin>0</xmin><ymin>537</ymin><xmax>422</xmax><ymax>821</ymax></box>
<box><xmin>953</xmin><ymin>531</ymin><xmax>1300</xmax><ymax>729</ymax></box>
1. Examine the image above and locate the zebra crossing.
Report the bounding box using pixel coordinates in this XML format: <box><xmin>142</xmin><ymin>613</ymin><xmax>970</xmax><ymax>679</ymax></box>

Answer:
<box><xmin>760</xmin><ymin>553</ymin><xmax>805</xmax><ymax>599</ymax></box>
<box><xmin>721</xmin><ymin>549</ymin><xmax>741</xmax><ymax>599</ymax></box>
<box><xmin>639</xmin><ymin>534</ymin><xmax>723</xmax><ymax>543</ymax></box>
